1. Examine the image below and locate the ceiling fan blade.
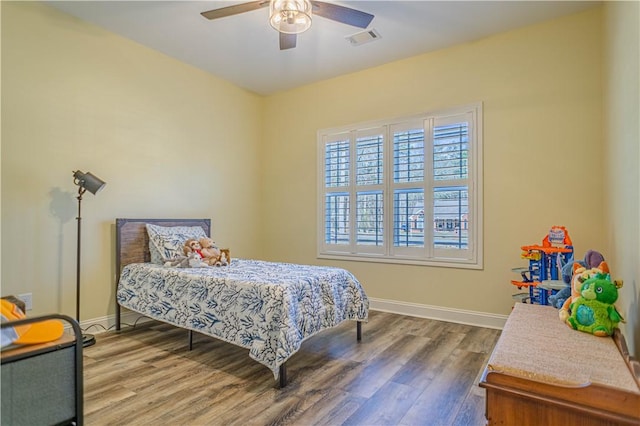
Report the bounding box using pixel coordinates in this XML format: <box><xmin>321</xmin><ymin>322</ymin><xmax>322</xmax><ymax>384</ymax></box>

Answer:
<box><xmin>201</xmin><ymin>1</ymin><xmax>269</xmax><ymax>20</ymax></box>
<box><xmin>311</xmin><ymin>1</ymin><xmax>374</xmax><ymax>28</ymax></box>
<box><xmin>280</xmin><ymin>33</ymin><xmax>297</xmax><ymax>50</ymax></box>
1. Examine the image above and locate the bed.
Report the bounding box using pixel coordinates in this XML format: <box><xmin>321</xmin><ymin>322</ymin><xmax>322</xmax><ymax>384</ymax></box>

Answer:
<box><xmin>114</xmin><ymin>218</ymin><xmax>369</xmax><ymax>387</ymax></box>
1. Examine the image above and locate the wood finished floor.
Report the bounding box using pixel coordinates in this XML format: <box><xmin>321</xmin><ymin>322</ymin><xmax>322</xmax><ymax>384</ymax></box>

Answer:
<box><xmin>83</xmin><ymin>311</ymin><xmax>501</xmax><ymax>426</ymax></box>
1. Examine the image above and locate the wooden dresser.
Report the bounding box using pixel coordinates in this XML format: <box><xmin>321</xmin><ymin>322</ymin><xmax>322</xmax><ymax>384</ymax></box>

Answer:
<box><xmin>479</xmin><ymin>303</ymin><xmax>640</xmax><ymax>425</ymax></box>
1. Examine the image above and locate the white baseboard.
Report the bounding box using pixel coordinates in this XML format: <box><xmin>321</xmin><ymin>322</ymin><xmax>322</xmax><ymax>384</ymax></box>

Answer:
<box><xmin>76</xmin><ymin>300</ymin><xmax>507</xmax><ymax>335</ymax></box>
<box><xmin>369</xmin><ymin>297</ymin><xmax>507</xmax><ymax>330</ymax></box>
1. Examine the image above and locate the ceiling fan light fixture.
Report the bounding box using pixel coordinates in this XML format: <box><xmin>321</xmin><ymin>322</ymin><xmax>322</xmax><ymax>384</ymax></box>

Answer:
<box><xmin>269</xmin><ymin>0</ymin><xmax>312</xmax><ymax>34</ymax></box>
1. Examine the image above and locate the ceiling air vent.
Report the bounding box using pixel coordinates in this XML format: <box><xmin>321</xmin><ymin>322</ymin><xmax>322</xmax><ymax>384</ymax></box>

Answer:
<box><xmin>346</xmin><ymin>28</ymin><xmax>381</xmax><ymax>46</ymax></box>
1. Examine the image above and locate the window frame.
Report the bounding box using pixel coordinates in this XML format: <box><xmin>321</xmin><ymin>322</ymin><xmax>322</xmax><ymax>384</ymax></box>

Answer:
<box><xmin>317</xmin><ymin>103</ymin><xmax>483</xmax><ymax>269</ymax></box>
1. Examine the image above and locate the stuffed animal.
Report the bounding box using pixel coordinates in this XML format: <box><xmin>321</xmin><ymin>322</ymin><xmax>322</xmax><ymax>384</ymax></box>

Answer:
<box><xmin>583</xmin><ymin>249</ymin><xmax>605</xmax><ymax>270</ymax></box>
<box><xmin>566</xmin><ymin>273</ymin><xmax>624</xmax><ymax>336</ymax></box>
<box><xmin>163</xmin><ymin>251</ymin><xmax>208</xmax><ymax>268</ymax></box>
<box><xmin>184</xmin><ymin>238</ymin><xmax>202</xmax><ymax>257</ymax></box>
<box><xmin>557</xmin><ymin>249</ymin><xmax>608</xmax><ymax>320</ymax></box>
<box><xmin>181</xmin><ymin>238</ymin><xmax>209</xmax><ymax>268</ymax></box>
<box><xmin>199</xmin><ymin>237</ymin><xmax>231</xmax><ymax>266</ymax></box>
<box><xmin>187</xmin><ymin>252</ymin><xmax>209</xmax><ymax>268</ymax></box>
<box><xmin>549</xmin><ymin>252</ymin><xmax>578</xmax><ymax>309</ymax></box>
<box><xmin>198</xmin><ymin>237</ymin><xmax>220</xmax><ymax>265</ymax></box>
<box><xmin>219</xmin><ymin>248</ymin><xmax>231</xmax><ymax>265</ymax></box>
<box><xmin>164</xmin><ymin>256</ymin><xmax>191</xmax><ymax>268</ymax></box>
<box><xmin>559</xmin><ymin>261</ymin><xmax>610</xmax><ymax>322</ymax></box>
<box><xmin>549</xmin><ymin>286</ymin><xmax>571</xmax><ymax>309</ymax></box>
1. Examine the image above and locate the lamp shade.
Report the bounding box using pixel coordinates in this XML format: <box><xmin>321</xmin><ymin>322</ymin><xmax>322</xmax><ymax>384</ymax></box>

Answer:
<box><xmin>73</xmin><ymin>170</ymin><xmax>106</xmax><ymax>195</ymax></box>
<box><xmin>269</xmin><ymin>0</ymin><xmax>312</xmax><ymax>34</ymax></box>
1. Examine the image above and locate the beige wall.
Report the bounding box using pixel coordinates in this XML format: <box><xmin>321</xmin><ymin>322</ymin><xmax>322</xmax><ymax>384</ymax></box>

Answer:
<box><xmin>1</xmin><ymin>2</ymin><xmax>264</xmax><ymax>320</ymax></box>
<box><xmin>603</xmin><ymin>1</ymin><xmax>640</xmax><ymax>356</ymax></box>
<box><xmin>262</xmin><ymin>8</ymin><xmax>605</xmax><ymax>315</ymax></box>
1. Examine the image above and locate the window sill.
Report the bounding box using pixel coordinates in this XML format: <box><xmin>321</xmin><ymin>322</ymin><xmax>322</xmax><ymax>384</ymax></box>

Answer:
<box><xmin>317</xmin><ymin>253</ymin><xmax>483</xmax><ymax>270</ymax></box>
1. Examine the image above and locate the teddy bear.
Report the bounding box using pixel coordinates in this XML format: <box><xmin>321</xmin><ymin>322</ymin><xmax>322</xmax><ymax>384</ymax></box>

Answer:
<box><xmin>566</xmin><ymin>273</ymin><xmax>624</xmax><ymax>336</ymax></box>
<box><xmin>198</xmin><ymin>237</ymin><xmax>220</xmax><ymax>264</ymax></box>
<box><xmin>181</xmin><ymin>238</ymin><xmax>209</xmax><ymax>268</ymax></box>
<box><xmin>198</xmin><ymin>237</ymin><xmax>231</xmax><ymax>267</ymax></box>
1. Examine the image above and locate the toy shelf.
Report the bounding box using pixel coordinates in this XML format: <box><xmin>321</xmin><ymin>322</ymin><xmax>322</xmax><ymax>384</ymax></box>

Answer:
<box><xmin>511</xmin><ymin>226</ymin><xmax>573</xmax><ymax>306</ymax></box>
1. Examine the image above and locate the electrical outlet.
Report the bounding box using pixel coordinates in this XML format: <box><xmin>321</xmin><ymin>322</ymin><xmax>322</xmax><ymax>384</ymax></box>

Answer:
<box><xmin>17</xmin><ymin>293</ymin><xmax>33</xmax><ymax>311</ymax></box>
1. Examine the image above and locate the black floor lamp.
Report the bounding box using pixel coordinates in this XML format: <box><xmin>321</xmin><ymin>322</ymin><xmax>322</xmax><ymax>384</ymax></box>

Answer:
<box><xmin>72</xmin><ymin>170</ymin><xmax>106</xmax><ymax>347</ymax></box>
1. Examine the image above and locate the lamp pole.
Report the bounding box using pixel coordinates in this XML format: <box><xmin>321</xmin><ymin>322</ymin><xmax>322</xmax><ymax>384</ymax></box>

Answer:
<box><xmin>76</xmin><ymin>185</ymin><xmax>95</xmax><ymax>347</ymax></box>
<box><xmin>76</xmin><ymin>186</ymin><xmax>84</xmax><ymax>323</ymax></box>
<box><xmin>72</xmin><ymin>170</ymin><xmax>105</xmax><ymax>347</ymax></box>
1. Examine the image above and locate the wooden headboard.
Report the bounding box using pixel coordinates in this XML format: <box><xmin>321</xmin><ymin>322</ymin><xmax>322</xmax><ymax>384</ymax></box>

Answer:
<box><xmin>115</xmin><ymin>218</ymin><xmax>211</xmax><ymax>276</ymax></box>
<box><xmin>114</xmin><ymin>218</ymin><xmax>211</xmax><ymax>331</ymax></box>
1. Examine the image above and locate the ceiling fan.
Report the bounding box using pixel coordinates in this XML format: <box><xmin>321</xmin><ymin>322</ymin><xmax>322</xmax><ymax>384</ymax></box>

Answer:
<box><xmin>201</xmin><ymin>0</ymin><xmax>374</xmax><ymax>50</ymax></box>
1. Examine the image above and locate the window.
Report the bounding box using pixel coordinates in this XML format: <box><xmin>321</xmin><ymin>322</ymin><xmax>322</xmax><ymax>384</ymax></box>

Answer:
<box><xmin>317</xmin><ymin>103</ymin><xmax>483</xmax><ymax>268</ymax></box>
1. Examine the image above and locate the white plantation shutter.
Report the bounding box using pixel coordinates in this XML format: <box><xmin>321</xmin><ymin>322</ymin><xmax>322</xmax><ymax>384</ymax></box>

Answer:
<box><xmin>430</xmin><ymin>112</ymin><xmax>474</xmax><ymax>260</ymax></box>
<box><xmin>391</xmin><ymin>121</ymin><xmax>426</xmax><ymax>258</ymax></box>
<box><xmin>318</xmin><ymin>104</ymin><xmax>482</xmax><ymax>268</ymax></box>
<box><xmin>355</xmin><ymin>129</ymin><xmax>385</xmax><ymax>253</ymax></box>
<box><xmin>324</xmin><ymin>137</ymin><xmax>350</xmax><ymax>188</ymax></box>
<box><xmin>323</xmin><ymin>134</ymin><xmax>351</xmax><ymax>249</ymax></box>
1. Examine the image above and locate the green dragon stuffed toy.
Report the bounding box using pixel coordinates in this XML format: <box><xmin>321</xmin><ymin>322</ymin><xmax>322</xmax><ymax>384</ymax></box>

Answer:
<box><xmin>566</xmin><ymin>273</ymin><xmax>624</xmax><ymax>337</ymax></box>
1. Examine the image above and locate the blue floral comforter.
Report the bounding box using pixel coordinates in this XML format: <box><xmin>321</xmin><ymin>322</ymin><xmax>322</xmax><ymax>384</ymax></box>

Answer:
<box><xmin>117</xmin><ymin>259</ymin><xmax>369</xmax><ymax>380</ymax></box>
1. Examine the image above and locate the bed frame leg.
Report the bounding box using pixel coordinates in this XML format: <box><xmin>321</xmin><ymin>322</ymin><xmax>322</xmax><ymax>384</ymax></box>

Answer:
<box><xmin>188</xmin><ymin>330</ymin><xmax>193</xmax><ymax>351</ymax></box>
<box><xmin>357</xmin><ymin>321</ymin><xmax>362</xmax><ymax>342</ymax></box>
<box><xmin>279</xmin><ymin>364</ymin><xmax>287</xmax><ymax>388</ymax></box>
<box><xmin>115</xmin><ymin>304</ymin><xmax>121</xmax><ymax>331</ymax></box>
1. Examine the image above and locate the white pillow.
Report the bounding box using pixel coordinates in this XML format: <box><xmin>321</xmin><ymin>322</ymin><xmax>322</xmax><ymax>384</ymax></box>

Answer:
<box><xmin>146</xmin><ymin>224</ymin><xmax>207</xmax><ymax>264</ymax></box>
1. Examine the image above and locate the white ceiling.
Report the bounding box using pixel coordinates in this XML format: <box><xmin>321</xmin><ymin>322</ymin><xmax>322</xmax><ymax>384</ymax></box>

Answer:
<box><xmin>48</xmin><ymin>1</ymin><xmax>599</xmax><ymax>96</ymax></box>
